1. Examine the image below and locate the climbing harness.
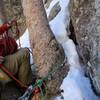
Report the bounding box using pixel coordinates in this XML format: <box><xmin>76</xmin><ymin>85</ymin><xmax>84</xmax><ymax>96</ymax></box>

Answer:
<box><xmin>17</xmin><ymin>79</ymin><xmax>47</xmax><ymax>100</ymax></box>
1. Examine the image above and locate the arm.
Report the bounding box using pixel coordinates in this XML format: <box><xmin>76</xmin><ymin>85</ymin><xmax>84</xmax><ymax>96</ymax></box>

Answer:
<box><xmin>0</xmin><ymin>23</ymin><xmax>10</xmax><ymax>35</ymax></box>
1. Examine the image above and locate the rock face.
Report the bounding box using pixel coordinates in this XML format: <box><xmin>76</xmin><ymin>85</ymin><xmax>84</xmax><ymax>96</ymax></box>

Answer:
<box><xmin>3</xmin><ymin>0</ymin><xmax>26</xmax><ymax>35</ymax></box>
<box><xmin>44</xmin><ymin>0</ymin><xmax>53</xmax><ymax>8</ymax></box>
<box><xmin>70</xmin><ymin>0</ymin><xmax>100</xmax><ymax>95</ymax></box>
<box><xmin>48</xmin><ymin>1</ymin><xmax>61</xmax><ymax>22</ymax></box>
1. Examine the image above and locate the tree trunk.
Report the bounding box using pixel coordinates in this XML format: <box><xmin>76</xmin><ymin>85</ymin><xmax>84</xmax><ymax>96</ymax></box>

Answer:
<box><xmin>22</xmin><ymin>0</ymin><xmax>69</xmax><ymax>98</ymax></box>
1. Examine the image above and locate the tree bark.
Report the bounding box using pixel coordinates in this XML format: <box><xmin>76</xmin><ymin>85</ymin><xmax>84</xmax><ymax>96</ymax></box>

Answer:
<box><xmin>22</xmin><ymin>0</ymin><xmax>69</xmax><ymax>98</ymax></box>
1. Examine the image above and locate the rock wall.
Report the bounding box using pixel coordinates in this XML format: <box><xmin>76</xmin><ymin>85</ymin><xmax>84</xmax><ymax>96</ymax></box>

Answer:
<box><xmin>3</xmin><ymin>0</ymin><xmax>26</xmax><ymax>35</ymax></box>
<box><xmin>70</xmin><ymin>0</ymin><xmax>100</xmax><ymax>95</ymax></box>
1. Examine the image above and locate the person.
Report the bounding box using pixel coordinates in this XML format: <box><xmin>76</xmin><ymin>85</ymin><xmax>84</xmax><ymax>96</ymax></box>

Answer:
<box><xmin>0</xmin><ymin>20</ymin><xmax>33</xmax><ymax>86</ymax></box>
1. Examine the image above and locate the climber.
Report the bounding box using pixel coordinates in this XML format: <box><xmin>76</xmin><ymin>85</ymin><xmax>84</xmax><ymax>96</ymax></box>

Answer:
<box><xmin>0</xmin><ymin>19</ymin><xmax>33</xmax><ymax>86</ymax></box>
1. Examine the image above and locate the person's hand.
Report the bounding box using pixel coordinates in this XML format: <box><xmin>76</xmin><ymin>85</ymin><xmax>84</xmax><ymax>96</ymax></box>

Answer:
<box><xmin>7</xmin><ymin>17</ymin><xmax>17</xmax><ymax>27</ymax></box>
<box><xmin>0</xmin><ymin>56</ymin><xmax>4</xmax><ymax>64</ymax></box>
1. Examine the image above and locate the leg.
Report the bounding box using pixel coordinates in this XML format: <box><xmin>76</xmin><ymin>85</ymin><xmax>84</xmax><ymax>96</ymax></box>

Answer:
<box><xmin>3</xmin><ymin>48</ymin><xmax>33</xmax><ymax>85</ymax></box>
<box><xmin>17</xmin><ymin>48</ymin><xmax>33</xmax><ymax>85</ymax></box>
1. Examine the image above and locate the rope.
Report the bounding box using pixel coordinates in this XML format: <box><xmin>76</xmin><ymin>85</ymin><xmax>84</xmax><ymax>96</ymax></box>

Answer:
<box><xmin>10</xmin><ymin>19</ymin><xmax>21</xmax><ymax>48</ymax></box>
<box><xmin>31</xmin><ymin>59</ymin><xmax>67</xmax><ymax>100</ymax></box>
<box><xmin>32</xmin><ymin>79</ymin><xmax>46</xmax><ymax>100</ymax></box>
<box><xmin>0</xmin><ymin>64</ymin><xmax>47</xmax><ymax>100</ymax></box>
<box><xmin>34</xmin><ymin>79</ymin><xmax>45</xmax><ymax>100</ymax></box>
<box><xmin>0</xmin><ymin>64</ymin><xmax>27</xmax><ymax>89</ymax></box>
<box><xmin>10</xmin><ymin>58</ymin><xmax>66</xmax><ymax>100</ymax></box>
<box><xmin>34</xmin><ymin>87</ymin><xmax>39</xmax><ymax>100</ymax></box>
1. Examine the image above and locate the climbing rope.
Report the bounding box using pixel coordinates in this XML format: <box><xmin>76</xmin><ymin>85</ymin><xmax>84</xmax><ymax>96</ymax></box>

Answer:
<box><xmin>17</xmin><ymin>78</ymin><xmax>47</xmax><ymax>100</ymax></box>
<box><xmin>0</xmin><ymin>64</ymin><xmax>27</xmax><ymax>89</ymax></box>
<box><xmin>32</xmin><ymin>79</ymin><xmax>46</xmax><ymax>100</ymax></box>
<box><xmin>34</xmin><ymin>87</ymin><xmax>39</xmax><ymax>100</ymax></box>
<box><xmin>10</xmin><ymin>18</ymin><xmax>21</xmax><ymax>48</ymax></box>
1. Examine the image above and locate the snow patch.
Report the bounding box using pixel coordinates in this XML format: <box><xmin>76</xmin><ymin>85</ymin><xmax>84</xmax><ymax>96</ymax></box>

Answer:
<box><xmin>49</xmin><ymin>0</ymin><xmax>70</xmax><ymax>44</ymax></box>
<box><xmin>16</xmin><ymin>29</ymin><xmax>33</xmax><ymax>64</ymax></box>
<box><xmin>58</xmin><ymin>68</ymin><xmax>99</xmax><ymax>100</ymax></box>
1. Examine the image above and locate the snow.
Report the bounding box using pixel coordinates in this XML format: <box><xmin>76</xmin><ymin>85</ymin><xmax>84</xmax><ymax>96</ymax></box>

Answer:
<box><xmin>62</xmin><ymin>39</ymin><xmax>81</xmax><ymax>68</ymax></box>
<box><xmin>17</xmin><ymin>29</ymin><xmax>30</xmax><ymax>48</ymax></box>
<box><xmin>17</xmin><ymin>0</ymin><xmax>100</xmax><ymax>100</ymax></box>
<box><xmin>48</xmin><ymin>0</ymin><xmax>70</xmax><ymax>44</ymax></box>
<box><xmin>16</xmin><ymin>29</ymin><xmax>33</xmax><ymax>64</ymax></box>
<box><xmin>56</xmin><ymin>69</ymin><xmax>98</xmax><ymax>100</ymax></box>
<box><xmin>47</xmin><ymin>0</ymin><xmax>99</xmax><ymax>100</ymax></box>
<box><xmin>46</xmin><ymin>0</ymin><xmax>59</xmax><ymax>17</ymax></box>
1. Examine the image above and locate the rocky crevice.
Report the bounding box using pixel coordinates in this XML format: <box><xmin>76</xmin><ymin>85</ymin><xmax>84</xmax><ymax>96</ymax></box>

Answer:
<box><xmin>70</xmin><ymin>0</ymin><xmax>100</xmax><ymax>95</ymax></box>
<box><xmin>69</xmin><ymin>20</ymin><xmax>78</xmax><ymax>45</ymax></box>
